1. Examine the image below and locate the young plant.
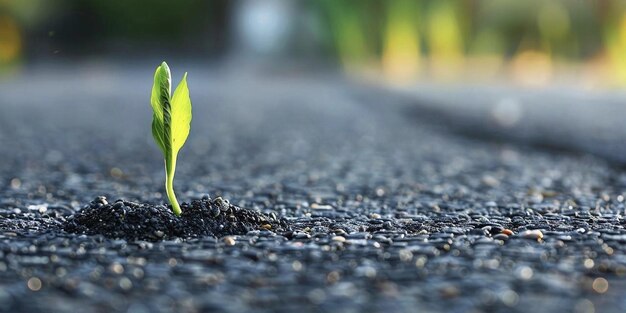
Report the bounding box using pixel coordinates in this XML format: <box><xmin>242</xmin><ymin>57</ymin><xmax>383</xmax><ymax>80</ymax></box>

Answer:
<box><xmin>150</xmin><ymin>62</ymin><xmax>192</xmax><ymax>216</ymax></box>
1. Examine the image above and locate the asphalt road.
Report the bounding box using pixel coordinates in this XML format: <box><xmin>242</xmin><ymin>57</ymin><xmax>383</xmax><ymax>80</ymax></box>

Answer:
<box><xmin>387</xmin><ymin>82</ymin><xmax>626</xmax><ymax>164</ymax></box>
<box><xmin>1</xmin><ymin>61</ymin><xmax>625</xmax><ymax>313</ymax></box>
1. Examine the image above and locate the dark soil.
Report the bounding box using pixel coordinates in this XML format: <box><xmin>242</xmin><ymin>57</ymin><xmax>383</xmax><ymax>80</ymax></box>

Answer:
<box><xmin>64</xmin><ymin>196</ymin><xmax>289</xmax><ymax>240</ymax></box>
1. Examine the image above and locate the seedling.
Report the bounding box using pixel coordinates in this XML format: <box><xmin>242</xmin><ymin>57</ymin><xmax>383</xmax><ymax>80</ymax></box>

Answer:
<box><xmin>150</xmin><ymin>62</ymin><xmax>192</xmax><ymax>216</ymax></box>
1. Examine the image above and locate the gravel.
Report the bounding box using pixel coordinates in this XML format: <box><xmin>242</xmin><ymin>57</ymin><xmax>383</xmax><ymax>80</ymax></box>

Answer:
<box><xmin>1</xmin><ymin>62</ymin><xmax>625</xmax><ymax>313</ymax></box>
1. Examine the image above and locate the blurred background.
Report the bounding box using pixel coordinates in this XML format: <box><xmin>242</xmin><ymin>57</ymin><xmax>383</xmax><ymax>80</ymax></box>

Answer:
<box><xmin>2</xmin><ymin>0</ymin><xmax>626</xmax><ymax>88</ymax></box>
<box><xmin>3</xmin><ymin>0</ymin><xmax>626</xmax><ymax>168</ymax></box>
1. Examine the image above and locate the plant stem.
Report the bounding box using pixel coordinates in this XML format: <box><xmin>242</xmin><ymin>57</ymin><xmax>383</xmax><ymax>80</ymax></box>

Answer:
<box><xmin>165</xmin><ymin>155</ymin><xmax>181</xmax><ymax>216</ymax></box>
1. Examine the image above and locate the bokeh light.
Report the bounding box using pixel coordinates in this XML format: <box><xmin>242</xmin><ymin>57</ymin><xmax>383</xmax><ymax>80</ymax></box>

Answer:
<box><xmin>2</xmin><ymin>0</ymin><xmax>626</xmax><ymax>88</ymax></box>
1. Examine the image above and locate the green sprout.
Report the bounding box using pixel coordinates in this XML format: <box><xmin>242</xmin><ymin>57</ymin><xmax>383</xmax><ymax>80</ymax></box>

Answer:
<box><xmin>150</xmin><ymin>61</ymin><xmax>192</xmax><ymax>216</ymax></box>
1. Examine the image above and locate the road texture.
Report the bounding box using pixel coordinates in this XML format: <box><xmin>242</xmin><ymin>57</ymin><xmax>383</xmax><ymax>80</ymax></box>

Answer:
<box><xmin>1</xmin><ymin>61</ymin><xmax>625</xmax><ymax>313</ymax></box>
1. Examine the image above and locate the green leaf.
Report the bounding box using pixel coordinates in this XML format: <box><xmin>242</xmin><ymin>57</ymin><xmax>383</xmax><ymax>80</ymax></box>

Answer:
<box><xmin>170</xmin><ymin>72</ymin><xmax>192</xmax><ymax>153</ymax></box>
<box><xmin>150</xmin><ymin>62</ymin><xmax>171</xmax><ymax>154</ymax></box>
<box><xmin>149</xmin><ymin>61</ymin><xmax>192</xmax><ymax>216</ymax></box>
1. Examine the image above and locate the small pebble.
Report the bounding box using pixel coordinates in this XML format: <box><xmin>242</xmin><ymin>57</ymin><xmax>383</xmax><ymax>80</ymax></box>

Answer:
<box><xmin>294</xmin><ymin>233</ymin><xmax>311</xmax><ymax>239</ymax></box>
<box><xmin>94</xmin><ymin>196</ymin><xmax>108</xmax><ymax>205</ymax></box>
<box><xmin>333</xmin><ymin>229</ymin><xmax>347</xmax><ymax>236</ymax></box>
<box><xmin>520</xmin><ymin>230</ymin><xmax>543</xmax><ymax>240</ymax></box>
<box><xmin>310</xmin><ymin>203</ymin><xmax>333</xmax><ymax>210</ymax></box>
<box><xmin>332</xmin><ymin>236</ymin><xmax>346</xmax><ymax>242</ymax></box>
<box><xmin>119</xmin><ymin>277</ymin><xmax>133</xmax><ymax>291</ymax></box>
<box><xmin>110</xmin><ymin>263</ymin><xmax>124</xmax><ymax>274</ymax></box>
<box><xmin>223</xmin><ymin>236</ymin><xmax>236</xmax><ymax>246</ymax></box>
<box><xmin>592</xmin><ymin>277</ymin><xmax>609</xmax><ymax>293</ymax></box>
<box><xmin>215</xmin><ymin>197</ymin><xmax>230</xmax><ymax>212</ymax></box>
<box><xmin>493</xmin><ymin>234</ymin><xmax>509</xmax><ymax>240</ymax></box>
<box><xmin>439</xmin><ymin>286</ymin><xmax>459</xmax><ymax>298</ymax></box>
<box><xmin>501</xmin><ymin>229</ymin><xmax>514</xmax><ymax>235</ymax></box>
<box><xmin>27</xmin><ymin>277</ymin><xmax>42</xmax><ymax>291</ymax></box>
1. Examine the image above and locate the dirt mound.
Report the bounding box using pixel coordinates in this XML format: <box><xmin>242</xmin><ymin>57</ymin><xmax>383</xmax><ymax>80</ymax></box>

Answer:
<box><xmin>64</xmin><ymin>196</ymin><xmax>288</xmax><ymax>240</ymax></box>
